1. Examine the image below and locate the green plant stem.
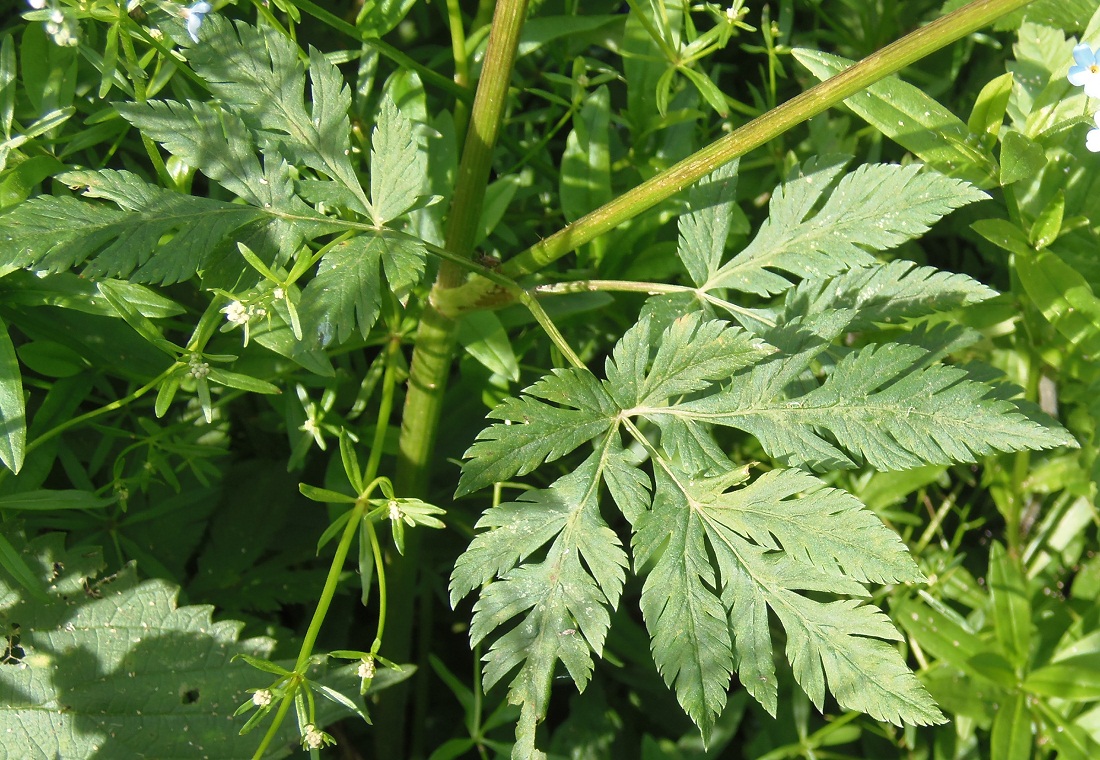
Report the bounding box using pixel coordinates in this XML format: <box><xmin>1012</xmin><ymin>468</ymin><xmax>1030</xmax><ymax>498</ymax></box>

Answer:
<box><xmin>294</xmin><ymin>500</ymin><xmax>367</xmax><ymax>674</ymax></box>
<box><xmin>533</xmin><ymin>279</ymin><xmax>773</xmax><ymax>326</ymax></box>
<box><xmin>384</xmin><ymin>3</ymin><xmax>529</xmax><ymax>755</ymax></box>
<box><xmin>251</xmin><ymin>680</ymin><xmax>299</xmax><ymax>760</ymax></box>
<box><xmin>445</xmin><ymin>0</ymin><xmax>471</xmax><ymax>136</ymax></box>
<box><xmin>397</xmin><ymin>0</ymin><xmax>530</xmax><ymax>494</ymax></box>
<box><xmin>434</xmin><ymin>0</ymin><xmax>1039</xmax><ymax>316</ymax></box>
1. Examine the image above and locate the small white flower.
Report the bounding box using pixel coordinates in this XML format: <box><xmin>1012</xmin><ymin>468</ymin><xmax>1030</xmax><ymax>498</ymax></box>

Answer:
<box><xmin>388</xmin><ymin>500</ymin><xmax>401</xmax><ymax>522</ymax></box>
<box><xmin>248</xmin><ymin>304</ymin><xmax>267</xmax><ymax>319</ymax></box>
<box><xmin>251</xmin><ymin>689</ymin><xmax>273</xmax><ymax>707</ymax></box>
<box><xmin>272</xmin><ymin>287</ymin><xmax>285</xmax><ymax>301</ymax></box>
<box><xmin>27</xmin><ymin>0</ymin><xmax>47</xmax><ymax>9</ymax></box>
<box><xmin>222</xmin><ymin>300</ymin><xmax>249</xmax><ymax>325</ymax></box>
<box><xmin>357</xmin><ymin>657</ymin><xmax>376</xmax><ymax>680</ymax></box>
<box><xmin>302</xmin><ymin>724</ymin><xmax>324</xmax><ymax>750</ymax></box>
<box><xmin>48</xmin><ymin>8</ymin><xmax>63</xmax><ymax>23</ymax></box>
<box><xmin>187</xmin><ymin>355</ymin><xmax>211</xmax><ymax>379</ymax></box>
<box><xmin>1087</xmin><ymin>111</ymin><xmax>1100</xmax><ymax>153</ymax></box>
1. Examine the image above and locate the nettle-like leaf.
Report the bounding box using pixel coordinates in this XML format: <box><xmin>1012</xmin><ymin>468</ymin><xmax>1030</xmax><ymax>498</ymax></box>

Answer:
<box><xmin>453</xmin><ymin>160</ymin><xmax>1076</xmax><ymax>754</ymax></box>
<box><xmin>0</xmin><ymin>527</ymin><xmax>304</xmax><ymax>758</ymax></box>
<box><xmin>699</xmin><ymin>158</ymin><xmax>989</xmax><ymax>296</ymax></box>
<box><xmin>187</xmin><ymin>16</ymin><xmax>373</xmax><ymax>219</ymax></box>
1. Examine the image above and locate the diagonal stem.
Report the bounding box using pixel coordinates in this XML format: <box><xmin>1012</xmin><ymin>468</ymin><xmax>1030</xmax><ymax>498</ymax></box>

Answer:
<box><xmin>432</xmin><ymin>0</ymin><xmax>1038</xmax><ymax>316</ymax></box>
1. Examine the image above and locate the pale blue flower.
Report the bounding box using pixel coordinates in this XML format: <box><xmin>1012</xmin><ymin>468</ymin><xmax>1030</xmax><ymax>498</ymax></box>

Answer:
<box><xmin>1086</xmin><ymin>111</ymin><xmax>1100</xmax><ymax>153</ymax></box>
<box><xmin>184</xmin><ymin>1</ymin><xmax>212</xmax><ymax>43</ymax></box>
<box><xmin>1068</xmin><ymin>43</ymin><xmax>1100</xmax><ymax>98</ymax></box>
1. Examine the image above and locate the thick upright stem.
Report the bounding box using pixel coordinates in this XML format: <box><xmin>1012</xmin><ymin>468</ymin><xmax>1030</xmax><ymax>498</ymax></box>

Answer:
<box><xmin>382</xmin><ymin>3</ymin><xmax>529</xmax><ymax>756</ymax></box>
<box><xmin>396</xmin><ymin>0</ymin><xmax>530</xmax><ymax>494</ymax></box>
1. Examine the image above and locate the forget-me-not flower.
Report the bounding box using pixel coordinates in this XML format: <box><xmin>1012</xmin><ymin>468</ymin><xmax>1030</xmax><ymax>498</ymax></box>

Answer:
<box><xmin>183</xmin><ymin>1</ymin><xmax>212</xmax><ymax>43</ymax></box>
<box><xmin>1068</xmin><ymin>43</ymin><xmax>1100</xmax><ymax>98</ymax></box>
<box><xmin>1086</xmin><ymin>112</ymin><xmax>1100</xmax><ymax>153</ymax></box>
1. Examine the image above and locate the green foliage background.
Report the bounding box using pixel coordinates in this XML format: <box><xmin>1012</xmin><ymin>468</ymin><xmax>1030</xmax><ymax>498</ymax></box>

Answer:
<box><xmin>1</xmin><ymin>0</ymin><xmax>1100</xmax><ymax>758</ymax></box>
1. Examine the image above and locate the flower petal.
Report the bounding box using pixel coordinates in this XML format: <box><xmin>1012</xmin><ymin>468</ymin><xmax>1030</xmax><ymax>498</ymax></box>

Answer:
<box><xmin>1086</xmin><ymin>128</ymin><xmax>1100</xmax><ymax>153</ymax></box>
<box><xmin>1073</xmin><ymin>44</ymin><xmax>1097</xmax><ymax>68</ymax></box>
<box><xmin>1069</xmin><ymin>66</ymin><xmax>1091</xmax><ymax>86</ymax></box>
<box><xmin>187</xmin><ymin>14</ymin><xmax>203</xmax><ymax>42</ymax></box>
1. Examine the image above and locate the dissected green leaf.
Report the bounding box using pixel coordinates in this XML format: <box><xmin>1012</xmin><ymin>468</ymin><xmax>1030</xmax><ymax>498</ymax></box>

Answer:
<box><xmin>371</xmin><ymin>95</ymin><xmax>425</xmax><ymax>225</ymax></box>
<box><xmin>0</xmin><ymin>169</ymin><xmax>265</xmax><ymax>284</ymax></box>
<box><xmin>453</xmin><ymin>455</ymin><xmax>627</xmax><ymax>758</ymax></box>
<box><xmin>782</xmin><ymin>259</ymin><xmax>998</xmax><ymax>331</ymax></box>
<box><xmin>681</xmin><ymin>342</ymin><xmax>1075</xmax><ymax>471</ymax></box>
<box><xmin>605</xmin><ymin>312</ymin><xmax>773</xmax><ymax>408</ymax></box>
<box><xmin>634</xmin><ymin>470</ymin><xmax>734</xmax><ymax>741</ymax></box>
<box><xmin>115</xmin><ymin>101</ymin><xmax>313</xmax><ymax>218</ymax></box>
<box><xmin>456</xmin><ymin>368</ymin><xmax>617</xmax><ymax>496</ymax></box>
<box><xmin>297</xmin><ymin>231</ymin><xmax>426</xmax><ymax>347</ymax></box>
<box><xmin>707</xmin><ymin>469</ymin><xmax>922</xmax><ymax>586</ymax></box>
<box><xmin>677</xmin><ymin>161</ymin><xmax>739</xmax><ymax>287</ymax></box>
<box><xmin>453</xmin><ymin>159</ymin><xmax>1076</xmax><ymax>752</ymax></box>
<box><xmin>704</xmin><ymin>161</ymin><xmax>988</xmax><ymax>296</ymax></box>
<box><xmin>187</xmin><ymin>16</ymin><xmax>372</xmax><ymax>218</ymax></box>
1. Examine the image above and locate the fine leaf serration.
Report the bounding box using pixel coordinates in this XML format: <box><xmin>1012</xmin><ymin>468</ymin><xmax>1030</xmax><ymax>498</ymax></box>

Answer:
<box><xmin>452</xmin><ymin>163</ymin><xmax>1075</xmax><ymax>753</ymax></box>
